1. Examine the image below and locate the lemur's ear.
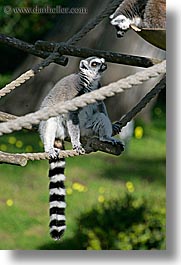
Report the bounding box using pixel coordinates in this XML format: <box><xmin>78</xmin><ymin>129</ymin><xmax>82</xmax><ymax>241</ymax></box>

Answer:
<box><xmin>79</xmin><ymin>60</ymin><xmax>89</xmax><ymax>70</ymax></box>
<box><xmin>109</xmin><ymin>13</ymin><xmax>114</xmax><ymax>19</ymax></box>
<box><xmin>100</xmin><ymin>58</ymin><xmax>105</xmax><ymax>63</ymax></box>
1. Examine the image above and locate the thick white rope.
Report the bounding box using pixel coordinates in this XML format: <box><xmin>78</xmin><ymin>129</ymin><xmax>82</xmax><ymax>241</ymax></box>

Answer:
<box><xmin>0</xmin><ymin>150</ymin><xmax>83</xmax><ymax>166</ymax></box>
<box><xmin>0</xmin><ymin>70</ymin><xmax>35</xmax><ymax>99</ymax></box>
<box><xmin>0</xmin><ymin>60</ymin><xmax>166</xmax><ymax>136</ymax></box>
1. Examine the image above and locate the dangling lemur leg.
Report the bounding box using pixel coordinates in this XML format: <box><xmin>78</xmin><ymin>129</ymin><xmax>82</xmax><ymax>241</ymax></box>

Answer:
<box><xmin>39</xmin><ymin>117</ymin><xmax>60</xmax><ymax>159</ymax></box>
<box><xmin>67</xmin><ymin>111</ymin><xmax>85</xmax><ymax>153</ymax></box>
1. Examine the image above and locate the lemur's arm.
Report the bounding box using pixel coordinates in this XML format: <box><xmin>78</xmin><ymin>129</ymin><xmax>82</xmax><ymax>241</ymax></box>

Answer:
<box><xmin>97</xmin><ymin>100</ymin><xmax>120</xmax><ymax>136</ymax></box>
<box><xmin>96</xmin><ymin>82</ymin><xmax>109</xmax><ymax>116</ymax></box>
<box><xmin>96</xmin><ymin>82</ymin><xmax>120</xmax><ymax>136</ymax></box>
<box><xmin>97</xmin><ymin>101</ymin><xmax>108</xmax><ymax>115</ymax></box>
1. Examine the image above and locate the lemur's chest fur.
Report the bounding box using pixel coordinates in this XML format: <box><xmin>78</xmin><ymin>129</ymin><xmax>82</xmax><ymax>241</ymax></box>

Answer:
<box><xmin>53</xmin><ymin>77</ymin><xmax>100</xmax><ymax>140</ymax></box>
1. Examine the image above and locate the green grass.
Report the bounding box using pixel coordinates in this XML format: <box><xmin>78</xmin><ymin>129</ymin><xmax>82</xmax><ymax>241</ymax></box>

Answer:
<box><xmin>0</xmin><ymin>117</ymin><xmax>166</xmax><ymax>250</ymax></box>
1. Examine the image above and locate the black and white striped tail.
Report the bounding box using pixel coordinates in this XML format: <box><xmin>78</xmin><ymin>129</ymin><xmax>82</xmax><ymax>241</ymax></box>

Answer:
<box><xmin>49</xmin><ymin>157</ymin><xmax>66</xmax><ymax>240</ymax></box>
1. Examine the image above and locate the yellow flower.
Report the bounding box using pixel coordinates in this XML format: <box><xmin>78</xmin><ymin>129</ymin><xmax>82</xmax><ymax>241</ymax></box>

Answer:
<box><xmin>78</xmin><ymin>185</ymin><xmax>85</xmax><ymax>192</ymax></box>
<box><xmin>126</xmin><ymin>181</ymin><xmax>135</xmax><ymax>193</ymax></box>
<box><xmin>25</xmin><ymin>145</ymin><xmax>33</xmax><ymax>152</ymax></box>
<box><xmin>134</xmin><ymin>126</ymin><xmax>143</xmax><ymax>139</ymax></box>
<box><xmin>67</xmin><ymin>188</ymin><xmax>73</xmax><ymax>195</ymax></box>
<box><xmin>15</xmin><ymin>140</ymin><xmax>23</xmax><ymax>148</ymax></box>
<box><xmin>0</xmin><ymin>144</ymin><xmax>7</xmax><ymax>151</ymax></box>
<box><xmin>8</xmin><ymin>136</ymin><xmax>16</xmax><ymax>145</ymax></box>
<box><xmin>6</xmin><ymin>199</ymin><xmax>13</xmax><ymax>207</ymax></box>
<box><xmin>72</xmin><ymin>182</ymin><xmax>80</xmax><ymax>190</ymax></box>
<box><xmin>72</xmin><ymin>182</ymin><xmax>87</xmax><ymax>192</ymax></box>
<box><xmin>98</xmin><ymin>195</ymin><xmax>105</xmax><ymax>203</ymax></box>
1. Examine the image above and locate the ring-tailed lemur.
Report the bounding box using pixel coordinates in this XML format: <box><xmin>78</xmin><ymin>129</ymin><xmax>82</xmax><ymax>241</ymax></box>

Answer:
<box><xmin>39</xmin><ymin>56</ymin><xmax>121</xmax><ymax>240</ymax></box>
<box><xmin>110</xmin><ymin>0</ymin><xmax>166</xmax><ymax>37</ymax></box>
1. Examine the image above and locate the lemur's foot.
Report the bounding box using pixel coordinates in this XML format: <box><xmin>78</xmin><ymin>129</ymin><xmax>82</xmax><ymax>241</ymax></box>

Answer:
<box><xmin>73</xmin><ymin>144</ymin><xmax>85</xmax><ymax>154</ymax></box>
<box><xmin>48</xmin><ymin>147</ymin><xmax>60</xmax><ymax>159</ymax></box>
<box><xmin>110</xmin><ymin>14</ymin><xmax>130</xmax><ymax>37</ymax></box>
<box><xmin>116</xmin><ymin>28</ymin><xmax>127</xmax><ymax>38</ymax></box>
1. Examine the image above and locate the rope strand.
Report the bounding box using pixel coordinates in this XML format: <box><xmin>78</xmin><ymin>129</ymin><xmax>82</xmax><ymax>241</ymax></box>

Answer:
<box><xmin>0</xmin><ymin>149</ymin><xmax>83</xmax><ymax>167</ymax></box>
<box><xmin>0</xmin><ymin>70</ymin><xmax>34</xmax><ymax>99</ymax></box>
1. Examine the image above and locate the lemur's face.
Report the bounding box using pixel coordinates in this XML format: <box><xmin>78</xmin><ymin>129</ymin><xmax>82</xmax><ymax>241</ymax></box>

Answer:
<box><xmin>79</xmin><ymin>57</ymin><xmax>107</xmax><ymax>75</ymax></box>
<box><xmin>110</xmin><ymin>14</ymin><xmax>131</xmax><ymax>37</ymax></box>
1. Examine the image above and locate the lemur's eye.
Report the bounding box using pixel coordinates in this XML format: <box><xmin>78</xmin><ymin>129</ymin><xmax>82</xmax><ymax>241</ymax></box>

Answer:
<box><xmin>91</xmin><ymin>61</ymin><xmax>98</xmax><ymax>67</ymax></box>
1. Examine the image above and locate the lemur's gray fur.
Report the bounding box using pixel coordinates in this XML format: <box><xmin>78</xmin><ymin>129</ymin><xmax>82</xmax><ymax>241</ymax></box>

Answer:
<box><xmin>110</xmin><ymin>0</ymin><xmax>166</xmax><ymax>37</ymax></box>
<box><xmin>39</xmin><ymin>57</ymin><xmax>120</xmax><ymax>240</ymax></box>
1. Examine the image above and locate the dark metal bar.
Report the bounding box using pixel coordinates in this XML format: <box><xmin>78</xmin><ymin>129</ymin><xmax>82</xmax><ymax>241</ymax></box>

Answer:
<box><xmin>35</xmin><ymin>41</ymin><xmax>162</xmax><ymax>68</ymax></box>
<box><xmin>0</xmin><ymin>33</ymin><xmax>68</xmax><ymax>66</ymax></box>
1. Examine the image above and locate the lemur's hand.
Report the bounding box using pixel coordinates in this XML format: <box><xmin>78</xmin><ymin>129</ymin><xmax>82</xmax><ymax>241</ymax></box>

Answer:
<box><xmin>73</xmin><ymin>144</ymin><xmax>85</xmax><ymax>154</ymax></box>
<box><xmin>48</xmin><ymin>147</ymin><xmax>60</xmax><ymax>159</ymax></box>
<box><xmin>110</xmin><ymin>14</ymin><xmax>131</xmax><ymax>37</ymax></box>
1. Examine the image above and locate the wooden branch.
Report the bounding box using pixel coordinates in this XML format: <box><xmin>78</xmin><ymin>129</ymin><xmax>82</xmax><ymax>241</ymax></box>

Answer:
<box><xmin>81</xmin><ymin>136</ymin><xmax>124</xmax><ymax>155</ymax></box>
<box><xmin>0</xmin><ymin>139</ymin><xmax>124</xmax><ymax>167</ymax></box>
<box><xmin>35</xmin><ymin>41</ymin><xmax>162</xmax><ymax>68</ymax></box>
<box><xmin>0</xmin><ymin>33</ymin><xmax>68</xmax><ymax>66</ymax></box>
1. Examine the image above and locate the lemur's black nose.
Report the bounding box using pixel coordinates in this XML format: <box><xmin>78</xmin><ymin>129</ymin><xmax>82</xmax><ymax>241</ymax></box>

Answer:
<box><xmin>100</xmin><ymin>63</ymin><xmax>107</xmax><ymax>71</ymax></box>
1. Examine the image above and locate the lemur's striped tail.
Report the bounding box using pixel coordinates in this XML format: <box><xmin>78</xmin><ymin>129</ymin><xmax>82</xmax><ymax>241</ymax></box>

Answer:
<box><xmin>48</xmin><ymin>156</ymin><xmax>66</xmax><ymax>240</ymax></box>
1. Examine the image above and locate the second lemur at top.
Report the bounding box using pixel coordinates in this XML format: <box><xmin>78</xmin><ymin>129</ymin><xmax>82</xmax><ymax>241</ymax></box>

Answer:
<box><xmin>110</xmin><ymin>0</ymin><xmax>166</xmax><ymax>37</ymax></box>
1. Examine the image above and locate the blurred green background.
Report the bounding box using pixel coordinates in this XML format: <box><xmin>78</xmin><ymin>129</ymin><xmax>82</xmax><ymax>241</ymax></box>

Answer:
<box><xmin>0</xmin><ymin>112</ymin><xmax>166</xmax><ymax>250</ymax></box>
<box><xmin>0</xmin><ymin>0</ymin><xmax>166</xmax><ymax>250</ymax></box>
<box><xmin>0</xmin><ymin>0</ymin><xmax>66</xmax><ymax>82</ymax></box>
